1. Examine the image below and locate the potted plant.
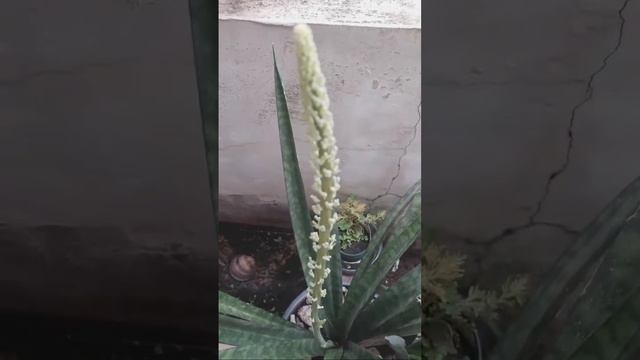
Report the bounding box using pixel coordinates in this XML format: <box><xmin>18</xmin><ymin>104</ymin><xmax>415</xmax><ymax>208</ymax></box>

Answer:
<box><xmin>423</xmin><ymin>242</ymin><xmax>527</xmax><ymax>360</ymax></box>
<box><xmin>218</xmin><ymin>24</ymin><xmax>422</xmax><ymax>359</ymax></box>
<box><xmin>336</xmin><ymin>197</ymin><xmax>386</xmax><ymax>274</ymax></box>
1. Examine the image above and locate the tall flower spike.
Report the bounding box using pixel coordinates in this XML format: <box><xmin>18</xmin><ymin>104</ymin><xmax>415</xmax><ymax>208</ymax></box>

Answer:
<box><xmin>294</xmin><ymin>23</ymin><xmax>340</xmax><ymax>347</ymax></box>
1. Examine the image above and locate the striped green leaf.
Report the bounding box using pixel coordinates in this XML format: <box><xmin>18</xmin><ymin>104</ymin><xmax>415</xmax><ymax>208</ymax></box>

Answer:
<box><xmin>365</xmin><ymin>304</ymin><xmax>421</xmax><ymax>339</ymax></box>
<box><xmin>324</xmin><ymin>347</ymin><xmax>344</xmax><ymax>359</ymax></box>
<box><xmin>273</xmin><ymin>48</ymin><xmax>314</xmax><ymax>287</ymax></box>
<box><xmin>219</xmin><ymin>338</ymin><xmax>324</xmax><ymax>360</ymax></box>
<box><xmin>358</xmin><ymin>181</ymin><xmax>421</xmax><ymax>275</ymax></box>
<box><xmin>219</xmin><ymin>314</ymin><xmax>312</xmax><ymax>346</ymax></box>
<box><xmin>336</xmin><ymin>184</ymin><xmax>421</xmax><ymax>340</ymax></box>
<box><xmin>342</xmin><ymin>342</ymin><xmax>381</xmax><ymax>359</ymax></box>
<box><xmin>351</xmin><ymin>266</ymin><xmax>420</xmax><ymax>340</ymax></box>
<box><xmin>567</xmin><ymin>288</ymin><xmax>640</xmax><ymax>360</ymax></box>
<box><xmin>219</xmin><ymin>291</ymin><xmax>308</xmax><ymax>333</ymax></box>
<box><xmin>491</xmin><ymin>176</ymin><xmax>640</xmax><ymax>360</ymax></box>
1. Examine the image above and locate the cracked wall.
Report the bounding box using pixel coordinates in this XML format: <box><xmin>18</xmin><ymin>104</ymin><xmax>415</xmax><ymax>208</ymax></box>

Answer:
<box><xmin>424</xmin><ymin>0</ymin><xmax>640</xmax><ymax>290</ymax></box>
<box><xmin>219</xmin><ymin>20</ymin><xmax>421</xmax><ymax>226</ymax></box>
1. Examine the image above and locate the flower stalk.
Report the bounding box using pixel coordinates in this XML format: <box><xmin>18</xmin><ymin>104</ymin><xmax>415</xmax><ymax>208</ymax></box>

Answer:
<box><xmin>294</xmin><ymin>23</ymin><xmax>341</xmax><ymax>346</ymax></box>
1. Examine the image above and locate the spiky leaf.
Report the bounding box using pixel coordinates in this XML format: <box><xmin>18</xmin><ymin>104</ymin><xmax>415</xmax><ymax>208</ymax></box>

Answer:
<box><xmin>491</xmin><ymin>177</ymin><xmax>640</xmax><ymax>360</ymax></box>
<box><xmin>219</xmin><ymin>291</ymin><xmax>307</xmax><ymax>332</ymax></box>
<box><xmin>219</xmin><ymin>338</ymin><xmax>324</xmax><ymax>360</ymax></box>
<box><xmin>351</xmin><ymin>266</ymin><xmax>420</xmax><ymax>340</ymax></box>
<box><xmin>336</xmin><ymin>184</ymin><xmax>421</xmax><ymax>340</ymax></box>
<box><xmin>219</xmin><ymin>314</ymin><xmax>312</xmax><ymax>346</ymax></box>
<box><xmin>273</xmin><ymin>48</ymin><xmax>314</xmax><ymax>287</ymax></box>
<box><xmin>342</xmin><ymin>342</ymin><xmax>381</xmax><ymax>359</ymax></box>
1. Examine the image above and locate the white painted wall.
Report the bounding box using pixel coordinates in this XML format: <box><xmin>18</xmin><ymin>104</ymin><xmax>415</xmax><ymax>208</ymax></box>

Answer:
<box><xmin>219</xmin><ymin>9</ymin><xmax>421</xmax><ymax>226</ymax></box>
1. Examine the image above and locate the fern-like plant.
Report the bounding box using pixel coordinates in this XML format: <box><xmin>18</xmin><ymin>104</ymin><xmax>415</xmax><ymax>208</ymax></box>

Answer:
<box><xmin>218</xmin><ymin>24</ymin><xmax>422</xmax><ymax>359</ymax></box>
<box><xmin>423</xmin><ymin>242</ymin><xmax>527</xmax><ymax>360</ymax></box>
<box><xmin>336</xmin><ymin>196</ymin><xmax>386</xmax><ymax>251</ymax></box>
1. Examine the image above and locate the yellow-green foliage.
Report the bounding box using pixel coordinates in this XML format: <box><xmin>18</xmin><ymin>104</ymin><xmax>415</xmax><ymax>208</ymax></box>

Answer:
<box><xmin>423</xmin><ymin>243</ymin><xmax>527</xmax><ymax>360</ymax></box>
<box><xmin>336</xmin><ymin>196</ymin><xmax>385</xmax><ymax>250</ymax></box>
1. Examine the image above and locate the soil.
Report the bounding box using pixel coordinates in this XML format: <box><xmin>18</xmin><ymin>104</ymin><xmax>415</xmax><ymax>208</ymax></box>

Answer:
<box><xmin>342</xmin><ymin>238</ymin><xmax>368</xmax><ymax>254</ymax></box>
<box><xmin>218</xmin><ymin>222</ymin><xmax>421</xmax><ymax>313</ymax></box>
<box><xmin>219</xmin><ymin>222</ymin><xmax>306</xmax><ymax>313</ymax></box>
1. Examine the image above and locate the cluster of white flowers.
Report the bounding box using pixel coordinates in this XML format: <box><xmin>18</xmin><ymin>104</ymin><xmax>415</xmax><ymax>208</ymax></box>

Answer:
<box><xmin>294</xmin><ymin>23</ymin><xmax>341</xmax><ymax>336</ymax></box>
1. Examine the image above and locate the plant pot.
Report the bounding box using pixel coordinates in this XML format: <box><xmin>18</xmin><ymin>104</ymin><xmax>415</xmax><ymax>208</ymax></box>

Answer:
<box><xmin>339</xmin><ymin>224</ymin><xmax>383</xmax><ymax>276</ymax></box>
<box><xmin>283</xmin><ymin>285</ymin><xmax>380</xmax><ymax>329</ymax></box>
<box><xmin>458</xmin><ymin>320</ymin><xmax>496</xmax><ymax>360</ymax></box>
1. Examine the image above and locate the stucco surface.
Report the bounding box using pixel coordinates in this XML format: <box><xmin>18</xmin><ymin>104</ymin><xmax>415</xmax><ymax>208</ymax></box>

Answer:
<box><xmin>424</xmin><ymin>0</ymin><xmax>640</xmax><ymax>286</ymax></box>
<box><xmin>219</xmin><ymin>20</ymin><xmax>422</xmax><ymax>226</ymax></box>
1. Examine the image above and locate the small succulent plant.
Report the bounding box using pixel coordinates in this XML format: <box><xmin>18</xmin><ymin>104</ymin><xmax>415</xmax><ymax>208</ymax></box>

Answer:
<box><xmin>218</xmin><ymin>24</ymin><xmax>421</xmax><ymax>359</ymax></box>
<box><xmin>336</xmin><ymin>196</ymin><xmax>386</xmax><ymax>250</ymax></box>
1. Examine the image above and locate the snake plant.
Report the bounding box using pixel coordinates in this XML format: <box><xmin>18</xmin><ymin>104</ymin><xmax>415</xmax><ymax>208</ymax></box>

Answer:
<box><xmin>490</xmin><ymin>176</ymin><xmax>640</xmax><ymax>360</ymax></box>
<box><xmin>218</xmin><ymin>24</ymin><xmax>422</xmax><ymax>359</ymax></box>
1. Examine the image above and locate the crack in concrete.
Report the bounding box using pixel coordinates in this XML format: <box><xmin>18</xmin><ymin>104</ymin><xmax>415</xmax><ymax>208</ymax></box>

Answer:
<box><xmin>528</xmin><ymin>0</ymin><xmax>631</xmax><ymax>223</ymax></box>
<box><xmin>461</xmin><ymin>0</ymin><xmax>631</xmax><ymax>257</ymax></box>
<box><xmin>366</xmin><ymin>101</ymin><xmax>421</xmax><ymax>206</ymax></box>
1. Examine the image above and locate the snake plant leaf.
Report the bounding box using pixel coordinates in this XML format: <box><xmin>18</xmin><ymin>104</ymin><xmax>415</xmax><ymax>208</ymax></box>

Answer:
<box><xmin>490</xmin><ymin>176</ymin><xmax>640</xmax><ymax>360</ymax></box>
<box><xmin>538</xmin><ymin>214</ymin><xmax>640</xmax><ymax>359</ymax></box>
<box><xmin>273</xmin><ymin>48</ymin><xmax>315</xmax><ymax>287</ymax></box>
<box><xmin>350</xmin><ymin>266</ymin><xmax>420</xmax><ymax>340</ymax></box>
<box><xmin>219</xmin><ymin>291</ymin><xmax>308</xmax><ymax>332</ymax></box>
<box><xmin>336</xmin><ymin>186</ymin><xmax>421</xmax><ymax>340</ymax></box>
<box><xmin>188</xmin><ymin>0</ymin><xmax>217</xmax><ymax>227</ymax></box>
<box><xmin>406</xmin><ymin>338</ymin><xmax>422</xmax><ymax>360</ymax></box>
<box><xmin>358</xmin><ymin>180</ymin><xmax>421</xmax><ymax>275</ymax></box>
<box><xmin>219</xmin><ymin>314</ymin><xmax>313</xmax><ymax>346</ymax></box>
<box><xmin>567</xmin><ymin>287</ymin><xmax>640</xmax><ymax>360</ymax></box>
<box><xmin>323</xmin><ymin>347</ymin><xmax>344</xmax><ymax>359</ymax></box>
<box><xmin>615</xmin><ymin>326</ymin><xmax>640</xmax><ymax>360</ymax></box>
<box><xmin>364</xmin><ymin>303</ymin><xmax>421</xmax><ymax>340</ymax></box>
<box><xmin>342</xmin><ymin>342</ymin><xmax>381</xmax><ymax>359</ymax></box>
<box><xmin>385</xmin><ymin>335</ymin><xmax>409</xmax><ymax>360</ymax></box>
<box><xmin>219</xmin><ymin>338</ymin><xmax>324</xmax><ymax>360</ymax></box>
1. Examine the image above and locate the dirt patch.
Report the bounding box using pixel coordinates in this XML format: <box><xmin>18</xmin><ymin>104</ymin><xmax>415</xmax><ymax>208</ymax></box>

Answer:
<box><xmin>219</xmin><ymin>222</ymin><xmax>421</xmax><ymax>314</ymax></box>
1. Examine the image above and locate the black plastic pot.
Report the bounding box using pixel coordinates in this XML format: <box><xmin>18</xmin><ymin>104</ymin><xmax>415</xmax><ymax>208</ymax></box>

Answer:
<box><xmin>458</xmin><ymin>320</ymin><xmax>496</xmax><ymax>360</ymax></box>
<box><xmin>338</xmin><ymin>224</ymin><xmax>383</xmax><ymax>276</ymax></box>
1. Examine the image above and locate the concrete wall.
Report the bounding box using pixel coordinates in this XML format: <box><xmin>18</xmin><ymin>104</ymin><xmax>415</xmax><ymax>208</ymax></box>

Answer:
<box><xmin>0</xmin><ymin>1</ymin><xmax>214</xmax><ymax>331</ymax></box>
<box><xmin>219</xmin><ymin>3</ymin><xmax>422</xmax><ymax>226</ymax></box>
<box><xmin>423</xmin><ymin>0</ymin><xmax>640</xmax><ymax>290</ymax></box>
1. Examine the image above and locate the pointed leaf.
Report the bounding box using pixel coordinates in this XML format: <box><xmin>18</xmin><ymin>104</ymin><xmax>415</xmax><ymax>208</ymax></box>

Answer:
<box><xmin>273</xmin><ymin>48</ymin><xmax>314</xmax><ymax>287</ymax></box>
<box><xmin>364</xmin><ymin>304</ymin><xmax>421</xmax><ymax>340</ymax></box>
<box><xmin>219</xmin><ymin>291</ymin><xmax>306</xmax><ymax>332</ymax></box>
<box><xmin>491</xmin><ymin>177</ymin><xmax>640</xmax><ymax>360</ymax></box>
<box><xmin>351</xmin><ymin>266</ymin><xmax>420</xmax><ymax>340</ymax></box>
<box><xmin>219</xmin><ymin>338</ymin><xmax>323</xmax><ymax>360</ymax></box>
<box><xmin>219</xmin><ymin>314</ymin><xmax>312</xmax><ymax>346</ymax></box>
<box><xmin>336</xmin><ymin>186</ymin><xmax>421</xmax><ymax>340</ymax></box>
<box><xmin>568</xmin><ymin>288</ymin><xmax>640</xmax><ymax>360</ymax></box>
<box><xmin>406</xmin><ymin>339</ymin><xmax>422</xmax><ymax>360</ymax></box>
<box><xmin>342</xmin><ymin>342</ymin><xmax>381</xmax><ymax>359</ymax></box>
<box><xmin>359</xmin><ymin>181</ymin><xmax>421</xmax><ymax>275</ymax></box>
<box><xmin>324</xmin><ymin>347</ymin><xmax>345</xmax><ymax>359</ymax></box>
